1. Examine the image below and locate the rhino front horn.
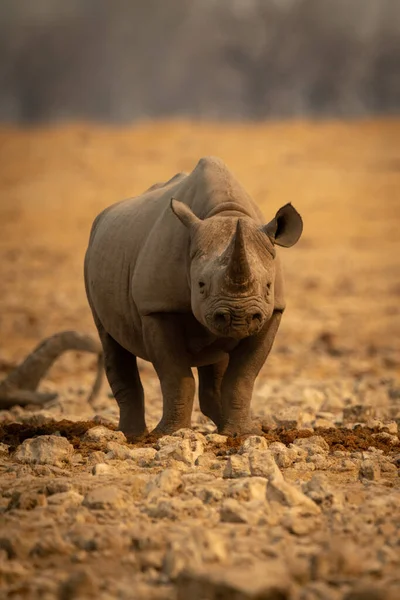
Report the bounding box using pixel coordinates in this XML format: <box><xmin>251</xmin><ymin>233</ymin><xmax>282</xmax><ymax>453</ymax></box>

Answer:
<box><xmin>225</xmin><ymin>219</ymin><xmax>252</xmax><ymax>286</ymax></box>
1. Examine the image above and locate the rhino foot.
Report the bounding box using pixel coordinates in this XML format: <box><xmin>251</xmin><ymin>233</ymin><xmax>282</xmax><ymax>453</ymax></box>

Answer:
<box><xmin>218</xmin><ymin>419</ymin><xmax>262</xmax><ymax>437</ymax></box>
<box><xmin>120</xmin><ymin>428</ymin><xmax>150</xmax><ymax>443</ymax></box>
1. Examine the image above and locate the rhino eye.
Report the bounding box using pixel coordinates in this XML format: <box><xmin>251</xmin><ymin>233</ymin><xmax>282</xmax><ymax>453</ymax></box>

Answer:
<box><xmin>266</xmin><ymin>282</ymin><xmax>271</xmax><ymax>293</ymax></box>
<box><xmin>198</xmin><ymin>281</ymin><xmax>205</xmax><ymax>289</ymax></box>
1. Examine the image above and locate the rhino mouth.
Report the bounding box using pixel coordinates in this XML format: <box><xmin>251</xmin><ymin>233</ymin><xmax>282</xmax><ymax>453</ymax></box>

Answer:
<box><xmin>205</xmin><ymin>304</ymin><xmax>266</xmax><ymax>339</ymax></box>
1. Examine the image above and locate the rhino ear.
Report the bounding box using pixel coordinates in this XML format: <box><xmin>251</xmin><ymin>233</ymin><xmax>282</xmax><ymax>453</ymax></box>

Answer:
<box><xmin>262</xmin><ymin>203</ymin><xmax>303</xmax><ymax>247</ymax></box>
<box><xmin>170</xmin><ymin>198</ymin><xmax>202</xmax><ymax>229</ymax></box>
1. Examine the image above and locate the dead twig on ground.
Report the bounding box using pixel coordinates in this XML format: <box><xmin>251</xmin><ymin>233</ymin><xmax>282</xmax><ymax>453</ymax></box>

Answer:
<box><xmin>0</xmin><ymin>331</ymin><xmax>103</xmax><ymax>409</ymax></box>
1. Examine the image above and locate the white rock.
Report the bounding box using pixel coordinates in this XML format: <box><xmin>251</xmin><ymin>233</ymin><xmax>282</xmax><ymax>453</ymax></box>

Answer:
<box><xmin>129</xmin><ymin>447</ymin><xmax>157</xmax><ymax>466</ymax></box>
<box><xmin>227</xmin><ymin>477</ymin><xmax>267</xmax><ymax>502</ymax></box>
<box><xmin>274</xmin><ymin>407</ymin><xmax>304</xmax><ymax>428</ymax></box>
<box><xmin>177</xmin><ymin>561</ymin><xmax>290</xmax><ymax>600</ymax></box>
<box><xmin>292</xmin><ymin>436</ymin><xmax>329</xmax><ymax>456</ymax></box>
<box><xmin>83</xmin><ymin>486</ymin><xmax>127</xmax><ymax>509</ymax></box>
<box><xmin>266</xmin><ymin>476</ymin><xmax>320</xmax><ymax>515</ymax></box>
<box><xmin>302</xmin><ymin>474</ymin><xmax>342</xmax><ymax>510</ymax></box>
<box><xmin>163</xmin><ymin>529</ymin><xmax>227</xmax><ymax>579</ymax></box>
<box><xmin>172</xmin><ymin>429</ymin><xmax>206</xmax><ymax>444</ymax></box>
<box><xmin>155</xmin><ymin>438</ymin><xmax>204</xmax><ymax>466</ymax></box>
<box><xmin>205</xmin><ymin>433</ymin><xmax>228</xmax><ymax>444</ymax></box>
<box><xmin>238</xmin><ymin>436</ymin><xmax>268</xmax><ymax>454</ymax></box>
<box><xmin>223</xmin><ymin>454</ymin><xmax>251</xmax><ymax>479</ymax></box>
<box><xmin>268</xmin><ymin>442</ymin><xmax>296</xmax><ymax>468</ymax></box>
<box><xmin>146</xmin><ymin>468</ymin><xmax>183</xmax><ymax>497</ymax></box>
<box><xmin>92</xmin><ymin>463</ymin><xmax>117</xmax><ymax>476</ymax></box>
<box><xmin>248</xmin><ymin>450</ymin><xmax>283</xmax><ymax>480</ymax></box>
<box><xmin>195</xmin><ymin>452</ymin><xmax>219</xmax><ymax>469</ymax></box>
<box><xmin>47</xmin><ymin>490</ymin><xmax>84</xmax><ymax>508</ymax></box>
<box><xmin>220</xmin><ymin>499</ymin><xmax>253</xmax><ymax>524</ymax></box>
<box><xmin>359</xmin><ymin>460</ymin><xmax>381</xmax><ymax>481</ymax></box>
<box><xmin>83</xmin><ymin>426</ymin><xmax>126</xmax><ymax>444</ymax></box>
<box><xmin>0</xmin><ymin>443</ymin><xmax>9</xmax><ymax>455</ymax></box>
<box><xmin>14</xmin><ymin>435</ymin><xmax>74</xmax><ymax>467</ymax></box>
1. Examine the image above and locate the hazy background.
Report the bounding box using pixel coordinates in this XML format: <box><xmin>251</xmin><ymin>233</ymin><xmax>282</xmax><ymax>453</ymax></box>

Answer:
<box><xmin>0</xmin><ymin>0</ymin><xmax>399</xmax><ymax>123</ymax></box>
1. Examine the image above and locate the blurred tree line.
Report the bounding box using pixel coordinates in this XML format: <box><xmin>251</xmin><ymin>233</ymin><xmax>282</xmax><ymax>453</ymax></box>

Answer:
<box><xmin>0</xmin><ymin>0</ymin><xmax>399</xmax><ymax>122</ymax></box>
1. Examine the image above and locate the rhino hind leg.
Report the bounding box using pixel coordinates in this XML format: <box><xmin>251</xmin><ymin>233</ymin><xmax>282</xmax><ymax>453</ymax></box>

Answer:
<box><xmin>197</xmin><ymin>357</ymin><xmax>229</xmax><ymax>428</ymax></box>
<box><xmin>96</xmin><ymin>325</ymin><xmax>147</xmax><ymax>441</ymax></box>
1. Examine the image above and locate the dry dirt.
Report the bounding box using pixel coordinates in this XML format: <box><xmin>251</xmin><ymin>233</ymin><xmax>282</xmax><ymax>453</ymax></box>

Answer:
<box><xmin>0</xmin><ymin>119</ymin><xmax>399</xmax><ymax>599</ymax></box>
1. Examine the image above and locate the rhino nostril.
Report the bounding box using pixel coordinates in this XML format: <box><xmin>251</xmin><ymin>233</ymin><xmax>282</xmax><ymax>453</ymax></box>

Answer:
<box><xmin>214</xmin><ymin>310</ymin><xmax>231</xmax><ymax>327</ymax></box>
<box><xmin>251</xmin><ymin>312</ymin><xmax>262</xmax><ymax>322</ymax></box>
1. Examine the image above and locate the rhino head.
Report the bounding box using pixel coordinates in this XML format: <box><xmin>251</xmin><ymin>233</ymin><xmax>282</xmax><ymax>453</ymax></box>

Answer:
<box><xmin>171</xmin><ymin>199</ymin><xmax>303</xmax><ymax>339</ymax></box>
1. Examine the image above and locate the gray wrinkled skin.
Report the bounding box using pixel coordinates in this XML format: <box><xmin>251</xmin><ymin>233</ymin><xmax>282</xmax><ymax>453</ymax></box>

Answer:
<box><xmin>84</xmin><ymin>157</ymin><xmax>303</xmax><ymax>439</ymax></box>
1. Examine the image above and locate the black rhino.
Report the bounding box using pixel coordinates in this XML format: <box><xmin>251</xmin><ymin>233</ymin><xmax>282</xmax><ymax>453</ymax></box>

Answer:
<box><xmin>84</xmin><ymin>157</ymin><xmax>303</xmax><ymax>439</ymax></box>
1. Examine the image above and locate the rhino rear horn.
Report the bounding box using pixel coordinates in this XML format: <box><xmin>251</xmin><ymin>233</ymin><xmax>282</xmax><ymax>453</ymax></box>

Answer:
<box><xmin>226</xmin><ymin>219</ymin><xmax>251</xmax><ymax>285</ymax></box>
<box><xmin>170</xmin><ymin>198</ymin><xmax>201</xmax><ymax>229</ymax></box>
<box><xmin>263</xmin><ymin>203</ymin><xmax>303</xmax><ymax>247</ymax></box>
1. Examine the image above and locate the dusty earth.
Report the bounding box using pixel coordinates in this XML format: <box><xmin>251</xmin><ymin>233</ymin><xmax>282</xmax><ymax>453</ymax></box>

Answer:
<box><xmin>0</xmin><ymin>120</ymin><xmax>399</xmax><ymax>599</ymax></box>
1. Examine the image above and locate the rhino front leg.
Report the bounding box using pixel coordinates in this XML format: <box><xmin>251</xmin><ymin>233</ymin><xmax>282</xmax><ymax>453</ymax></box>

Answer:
<box><xmin>96</xmin><ymin>325</ymin><xmax>147</xmax><ymax>440</ymax></box>
<box><xmin>143</xmin><ymin>315</ymin><xmax>195</xmax><ymax>435</ymax></box>
<box><xmin>197</xmin><ymin>357</ymin><xmax>229</xmax><ymax>428</ymax></box>
<box><xmin>219</xmin><ymin>310</ymin><xmax>283</xmax><ymax>436</ymax></box>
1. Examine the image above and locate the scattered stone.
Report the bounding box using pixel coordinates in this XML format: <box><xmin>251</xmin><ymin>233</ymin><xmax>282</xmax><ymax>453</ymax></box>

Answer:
<box><xmin>30</xmin><ymin>530</ymin><xmax>74</xmax><ymax>557</ymax></box>
<box><xmin>59</xmin><ymin>568</ymin><xmax>98</xmax><ymax>600</ymax></box>
<box><xmin>205</xmin><ymin>433</ymin><xmax>228</xmax><ymax>444</ymax></box>
<box><xmin>302</xmin><ymin>474</ymin><xmax>342</xmax><ymax>510</ymax></box>
<box><xmin>238</xmin><ymin>435</ymin><xmax>268</xmax><ymax>454</ymax></box>
<box><xmin>195</xmin><ymin>452</ymin><xmax>219</xmax><ymax>469</ymax></box>
<box><xmin>0</xmin><ymin>559</ymin><xmax>31</xmax><ymax>584</ymax></box>
<box><xmin>146</xmin><ymin>468</ymin><xmax>184</xmax><ymax>497</ymax></box>
<box><xmin>83</xmin><ymin>486</ymin><xmax>127</xmax><ymax>509</ymax></box>
<box><xmin>0</xmin><ymin>442</ymin><xmax>9</xmax><ymax>455</ymax></box>
<box><xmin>47</xmin><ymin>490</ymin><xmax>84</xmax><ymax>508</ymax></box>
<box><xmin>228</xmin><ymin>477</ymin><xmax>267</xmax><ymax>502</ymax></box>
<box><xmin>266</xmin><ymin>476</ymin><xmax>320</xmax><ymax>515</ymax></box>
<box><xmin>7</xmin><ymin>491</ymin><xmax>47</xmax><ymax>511</ymax></box>
<box><xmin>273</xmin><ymin>407</ymin><xmax>304</xmax><ymax>428</ymax></box>
<box><xmin>172</xmin><ymin>428</ymin><xmax>206</xmax><ymax>443</ymax></box>
<box><xmin>282</xmin><ymin>508</ymin><xmax>321</xmax><ymax>535</ymax></box>
<box><xmin>163</xmin><ymin>529</ymin><xmax>227</xmax><ymax>579</ymax></box>
<box><xmin>191</xmin><ymin>484</ymin><xmax>225</xmax><ymax>504</ymax></box>
<box><xmin>155</xmin><ymin>437</ymin><xmax>204</xmax><ymax>466</ymax></box>
<box><xmin>268</xmin><ymin>442</ymin><xmax>296</xmax><ymax>468</ymax></box>
<box><xmin>248</xmin><ymin>450</ymin><xmax>283</xmax><ymax>480</ymax></box>
<box><xmin>359</xmin><ymin>460</ymin><xmax>381</xmax><ymax>481</ymax></box>
<box><xmin>220</xmin><ymin>499</ymin><xmax>254</xmax><ymax>524</ymax></box>
<box><xmin>223</xmin><ymin>454</ymin><xmax>251</xmax><ymax>479</ymax></box>
<box><xmin>177</xmin><ymin>562</ymin><xmax>290</xmax><ymax>600</ymax></box>
<box><xmin>82</xmin><ymin>426</ymin><xmax>126</xmax><ymax>444</ymax></box>
<box><xmin>344</xmin><ymin>586</ymin><xmax>397</xmax><ymax>600</ymax></box>
<box><xmin>105</xmin><ymin>441</ymin><xmax>135</xmax><ymax>459</ymax></box>
<box><xmin>92</xmin><ymin>462</ymin><xmax>117</xmax><ymax>476</ymax></box>
<box><xmin>292</xmin><ymin>436</ymin><xmax>329</xmax><ymax>456</ymax></box>
<box><xmin>128</xmin><ymin>447</ymin><xmax>157</xmax><ymax>466</ymax></box>
<box><xmin>371</xmin><ymin>432</ymin><xmax>399</xmax><ymax>445</ymax></box>
<box><xmin>14</xmin><ymin>435</ymin><xmax>74</xmax><ymax>467</ymax></box>
<box><xmin>86</xmin><ymin>451</ymin><xmax>107</xmax><ymax>465</ymax></box>
<box><xmin>343</xmin><ymin>405</ymin><xmax>374</xmax><ymax>423</ymax></box>
<box><xmin>45</xmin><ymin>481</ymin><xmax>74</xmax><ymax>496</ymax></box>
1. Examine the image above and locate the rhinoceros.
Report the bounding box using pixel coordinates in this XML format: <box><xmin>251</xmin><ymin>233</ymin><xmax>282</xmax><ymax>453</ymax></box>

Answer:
<box><xmin>84</xmin><ymin>157</ymin><xmax>303</xmax><ymax>439</ymax></box>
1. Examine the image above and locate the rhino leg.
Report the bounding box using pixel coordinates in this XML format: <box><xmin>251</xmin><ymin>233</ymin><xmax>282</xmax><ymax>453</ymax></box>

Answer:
<box><xmin>97</xmin><ymin>325</ymin><xmax>147</xmax><ymax>440</ymax></box>
<box><xmin>197</xmin><ymin>356</ymin><xmax>229</xmax><ymax>428</ymax></box>
<box><xmin>219</xmin><ymin>310</ymin><xmax>283</xmax><ymax>436</ymax></box>
<box><xmin>143</xmin><ymin>315</ymin><xmax>195</xmax><ymax>435</ymax></box>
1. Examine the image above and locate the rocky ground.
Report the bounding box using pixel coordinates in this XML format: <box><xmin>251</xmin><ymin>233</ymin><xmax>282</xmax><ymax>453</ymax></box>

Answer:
<box><xmin>0</xmin><ymin>120</ymin><xmax>399</xmax><ymax>599</ymax></box>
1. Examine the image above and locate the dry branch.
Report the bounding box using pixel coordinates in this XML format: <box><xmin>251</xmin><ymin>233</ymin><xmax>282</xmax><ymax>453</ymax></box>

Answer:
<box><xmin>0</xmin><ymin>331</ymin><xmax>103</xmax><ymax>409</ymax></box>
